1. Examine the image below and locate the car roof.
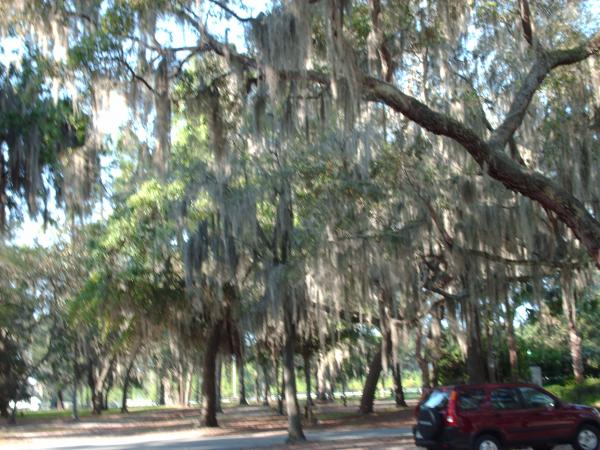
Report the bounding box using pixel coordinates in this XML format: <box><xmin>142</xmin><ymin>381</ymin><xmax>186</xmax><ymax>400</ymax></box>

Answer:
<box><xmin>431</xmin><ymin>382</ymin><xmax>544</xmax><ymax>391</ymax></box>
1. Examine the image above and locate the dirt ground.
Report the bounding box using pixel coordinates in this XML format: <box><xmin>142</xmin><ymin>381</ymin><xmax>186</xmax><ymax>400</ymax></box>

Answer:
<box><xmin>0</xmin><ymin>399</ymin><xmax>418</xmax><ymax>449</ymax></box>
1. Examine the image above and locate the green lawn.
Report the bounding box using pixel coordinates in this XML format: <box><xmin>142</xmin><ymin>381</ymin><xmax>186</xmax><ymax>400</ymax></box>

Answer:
<box><xmin>16</xmin><ymin>405</ymin><xmax>167</xmax><ymax>420</ymax></box>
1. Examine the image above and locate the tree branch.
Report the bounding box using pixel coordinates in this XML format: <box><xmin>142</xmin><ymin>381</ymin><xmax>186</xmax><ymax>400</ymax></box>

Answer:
<box><xmin>518</xmin><ymin>0</ymin><xmax>534</xmax><ymax>47</ymax></box>
<box><xmin>490</xmin><ymin>31</ymin><xmax>600</xmax><ymax>149</ymax></box>
<box><xmin>116</xmin><ymin>57</ymin><xmax>156</xmax><ymax>94</ymax></box>
<box><xmin>208</xmin><ymin>0</ymin><xmax>254</xmax><ymax>22</ymax></box>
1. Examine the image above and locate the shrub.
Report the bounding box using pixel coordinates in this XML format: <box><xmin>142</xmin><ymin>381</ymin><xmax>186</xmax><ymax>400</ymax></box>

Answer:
<box><xmin>546</xmin><ymin>378</ymin><xmax>600</xmax><ymax>406</ymax></box>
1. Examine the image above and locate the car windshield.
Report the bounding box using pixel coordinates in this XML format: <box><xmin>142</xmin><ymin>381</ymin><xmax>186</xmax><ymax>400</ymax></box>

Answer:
<box><xmin>422</xmin><ymin>390</ymin><xmax>449</xmax><ymax>410</ymax></box>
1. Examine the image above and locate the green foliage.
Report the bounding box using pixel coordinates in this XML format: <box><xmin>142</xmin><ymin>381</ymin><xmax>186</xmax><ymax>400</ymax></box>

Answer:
<box><xmin>0</xmin><ymin>58</ymin><xmax>89</xmax><ymax>226</ymax></box>
<box><xmin>0</xmin><ymin>332</ymin><xmax>29</xmax><ymax>414</ymax></box>
<box><xmin>546</xmin><ymin>378</ymin><xmax>600</xmax><ymax>407</ymax></box>
<box><xmin>434</xmin><ymin>336</ymin><xmax>466</xmax><ymax>385</ymax></box>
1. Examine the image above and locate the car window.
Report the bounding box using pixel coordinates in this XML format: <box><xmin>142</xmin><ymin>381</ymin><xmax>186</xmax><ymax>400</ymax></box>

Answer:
<box><xmin>518</xmin><ymin>387</ymin><xmax>556</xmax><ymax>409</ymax></box>
<box><xmin>458</xmin><ymin>389</ymin><xmax>486</xmax><ymax>411</ymax></box>
<box><xmin>491</xmin><ymin>388</ymin><xmax>522</xmax><ymax>410</ymax></box>
<box><xmin>422</xmin><ymin>390</ymin><xmax>449</xmax><ymax>410</ymax></box>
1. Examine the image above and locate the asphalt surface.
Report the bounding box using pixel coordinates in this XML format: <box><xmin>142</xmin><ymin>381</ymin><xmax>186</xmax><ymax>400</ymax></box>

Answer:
<box><xmin>3</xmin><ymin>426</ymin><xmax>413</xmax><ymax>450</ymax></box>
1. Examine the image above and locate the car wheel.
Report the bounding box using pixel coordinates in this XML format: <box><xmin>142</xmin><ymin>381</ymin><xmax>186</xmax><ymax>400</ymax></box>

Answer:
<box><xmin>474</xmin><ymin>434</ymin><xmax>502</xmax><ymax>450</ymax></box>
<box><xmin>574</xmin><ymin>425</ymin><xmax>600</xmax><ymax>450</ymax></box>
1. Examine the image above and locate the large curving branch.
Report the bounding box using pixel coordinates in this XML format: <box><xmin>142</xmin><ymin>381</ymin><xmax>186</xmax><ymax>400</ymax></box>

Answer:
<box><xmin>363</xmin><ymin>75</ymin><xmax>600</xmax><ymax>268</ymax></box>
<box><xmin>184</xmin><ymin>19</ymin><xmax>600</xmax><ymax>268</ymax></box>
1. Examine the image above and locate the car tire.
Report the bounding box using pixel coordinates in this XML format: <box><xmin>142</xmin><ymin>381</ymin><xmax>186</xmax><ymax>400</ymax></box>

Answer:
<box><xmin>474</xmin><ymin>434</ymin><xmax>502</xmax><ymax>450</ymax></box>
<box><xmin>573</xmin><ymin>425</ymin><xmax>600</xmax><ymax>450</ymax></box>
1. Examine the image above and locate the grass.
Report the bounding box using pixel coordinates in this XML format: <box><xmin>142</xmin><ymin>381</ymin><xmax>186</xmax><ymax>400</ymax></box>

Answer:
<box><xmin>16</xmin><ymin>405</ymin><xmax>168</xmax><ymax>421</ymax></box>
<box><xmin>546</xmin><ymin>378</ymin><xmax>600</xmax><ymax>407</ymax></box>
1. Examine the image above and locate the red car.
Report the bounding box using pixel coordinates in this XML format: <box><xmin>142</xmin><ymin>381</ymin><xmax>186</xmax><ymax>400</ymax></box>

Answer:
<box><xmin>413</xmin><ymin>383</ymin><xmax>600</xmax><ymax>450</ymax></box>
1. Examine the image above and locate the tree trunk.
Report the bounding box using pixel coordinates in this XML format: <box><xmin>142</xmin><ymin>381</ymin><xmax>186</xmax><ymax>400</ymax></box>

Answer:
<box><xmin>9</xmin><ymin>402</ymin><xmax>16</xmax><ymax>425</ymax></box>
<box><xmin>303</xmin><ymin>351</ymin><xmax>313</xmax><ymax>406</ymax></box>
<box><xmin>415</xmin><ymin>327</ymin><xmax>431</xmax><ymax>388</ymax></box>
<box><xmin>505</xmin><ymin>298</ymin><xmax>519</xmax><ymax>382</ymax></box>
<box><xmin>465</xmin><ymin>302</ymin><xmax>487</xmax><ymax>384</ymax></box>
<box><xmin>317</xmin><ymin>361</ymin><xmax>331</xmax><ymax>401</ymax></box>
<box><xmin>178</xmin><ymin>372</ymin><xmax>186</xmax><ymax>406</ymax></box>
<box><xmin>282</xmin><ymin>311</ymin><xmax>305</xmax><ymax>443</ymax></box>
<box><xmin>56</xmin><ymin>389</ymin><xmax>65</xmax><ymax>411</ymax></box>
<box><xmin>103</xmin><ymin>386</ymin><xmax>111</xmax><ymax>410</ymax></box>
<box><xmin>186</xmin><ymin>371</ymin><xmax>193</xmax><ymax>406</ymax></box>
<box><xmin>392</xmin><ymin>362</ymin><xmax>407</xmax><ymax>407</ymax></box>
<box><xmin>201</xmin><ymin>323</ymin><xmax>220</xmax><ymax>427</ymax></box>
<box><xmin>72</xmin><ymin>348</ymin><xmax>79</xmax><ymax>422</ymax></box>
<box><xmin>359</xmin><ymin>349</ymin><xmax>383</xmax><ymax>414</ymax></box>
<box><xmin>216</xmin><ymin>356</ymin><xmax>223</xmax><ymax>413</ymax></box>
<box><xmin>274</xmin><ymin>358</ymin><xmax>283</xmax><ymax>414</ymax></box>
<box><xmin>121</xmin><ymin>353</ymin><xmax>137</xmax><ymax>413</ymax></box>
<box><xmin>72</xmin><ymin>381</ymin><xmax>78</xmax><ymax>421</ymax></box>
<box><xmin>314</xmin><ymin>364</ymin><xmax>319</xmax><ymax>400</ymax></box>
<box><xmin>92</xmin><ymin>390</ymin><xmax>103</xmax><ymax>415</ymax></box>
<box><xmin>562</xmin><ymin>274</ymin><xmax>585</xmax><ymax>383</ymax></box>
<box><xmin>262</xmin><ymin>363</ymin><xmax>270</xmax><ymax>406</ymax></box>
<box><xmin>0</xmin><ymin>399</ymin><xmax>9</xmax><ymax>418</ymax></box>
<box><xmin>237</xmin><ymin>355</ymin><xmax>248</xmax><ymax>406</ymax></box>
<box><xmin>158</xmin><ymin>377</ymin><xmax>165</xmax><ymax>406</ymax></box>
<box><xmin>255</xmin><ymin>372</ymin><xmax>260</xmax><ymax>404</ymax></box>
<box><xmin>485</xmin><ymin>317</ymin><xmax>497</xmax><ymax>383</ymax></box>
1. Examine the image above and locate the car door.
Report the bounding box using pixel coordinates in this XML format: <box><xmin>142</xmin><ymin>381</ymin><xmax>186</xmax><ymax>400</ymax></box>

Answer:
<box><xmin>456</xmin><ymin>388</ymin><xmax>487</xmax><ymax>434</ymax></box>
<box><xmin>517</xmin><ymin>386</ymin><xmax>573</xmax><ymax>440</ymax></box>
<box><xmin>488</xmin><ymin>387</ymin><xmax>530</xmax><ymax>444</ymax></box>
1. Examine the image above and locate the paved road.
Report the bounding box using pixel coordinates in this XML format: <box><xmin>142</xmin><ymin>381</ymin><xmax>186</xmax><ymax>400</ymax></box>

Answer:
<box><xmin>4</xmin><ymin>427</ymin><xmax>413</xmax><ymax>450</ymax></box>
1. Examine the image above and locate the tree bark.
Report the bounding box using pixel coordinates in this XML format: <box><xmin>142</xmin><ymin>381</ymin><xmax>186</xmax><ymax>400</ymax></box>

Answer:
<box><xmin>392</xmin><ymin>362</ymin><xmax>407</xmax><ymax>407</ymax></box>
<box><xmin>415</xmin><ymin>326</ymin><xmax>431</xmax><ymax>388</ymax></box>
<box><xmin>158</xmin><ymin>377</ymin><xmax>165</xmax><ymax>406</ymax></box>
<box><xmin>282</xmin><ymin>310</ymin><xmax>305</xmax><ymax>443</ymax></box>
<box><xmin>0</xmin><ymin>399</ymin><xmax>9</xmax><ymax>418</ymax></box>
<box><xmin>72</xmin><ymin>346</ymin><xmax>79</xmax><ymax>422</ymax></box>
<box><xmin>87</xmin><ymin>354</ymin><xmax>115</xmax><ymax>415</ymax></box>
<box><xmin>317</xmin><ymin>361</ymin><xmax>331</xmax><ymax>401</ymax></box>
<box><xmin>237</xmin><ymin>355</ymin><xmax>248</xmax><ymax>406</ymax></box>
<box><xmin>303</xmin><ymin>351</ymin><xmax>313</xmax><ymax>406</ymax></box>
<box><xmin>254</xmin><ymin>372</ymin><xmax>260</xmax><ymax>404</ymax></box>
<box><xmin>9</xmin><ymin>402</ymin><xmax>16</xmax><ymax>425</ymax></box>
<box><xmin>56</xmin><ymin>389</ymin><xmax>65</xmax><ymax>411</ymax></box>
<box><xmin>359</xmin><ymin>349</ymin><xmax>383</xmax><ymax>414</ymax></box>
<box><xmin>216</xmin><ymin>355</ymin><xmax>223</xmax><ymax>413</ymax></box>
<box><xmin>505</xmin><ymin>298</ymin><xmax>519</xmax><ymax>382</ymax></box>
<box><xmin>262</xmin><ymin>363</ymin><xmax>270</xmax><ymax>406</ymax></box>
<box><xmin>185</xmin><ymin>365</ymin><xmax>194</xmax><ymax>406</ymax></box>
<box><xmin>201</xmin><ymin>323</ymin><xmax>220</xmax><ymax>427</ymax></box>
<box><xmin>121</xmin><ymin>353</ymin><xmax>137</xmax><ymax>413</ymax></box>
<box><xmin>91</xmin><ymin>390</ymin><xmax>103</xmax><ymax>415</ymax></box>
<box><xmin>274</xmin><ymin>357</ymin><xmax>283</xmax><ymax>415</ymax></box>
<box><xmin>562</xmin><ymin>274</ymin><xmax>585</xmax><ymax>383</ymax></box>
